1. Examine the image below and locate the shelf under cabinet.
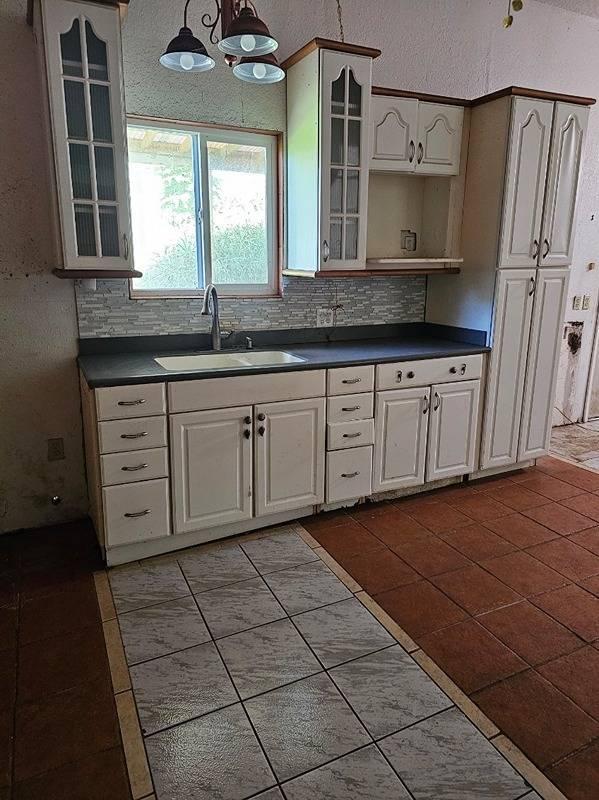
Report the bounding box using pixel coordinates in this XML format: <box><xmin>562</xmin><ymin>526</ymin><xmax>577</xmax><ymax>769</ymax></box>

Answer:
<box><xmin>282</xmin><ymin>265</ymin><xmax>461</xmax><ymax>278</ymax></box>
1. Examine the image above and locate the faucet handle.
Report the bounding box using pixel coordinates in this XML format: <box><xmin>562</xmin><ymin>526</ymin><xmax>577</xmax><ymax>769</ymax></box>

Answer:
<box><xmin>245</xmin><ymin>336</ymin><xmax>253</xmax><ymax>350</ymax></box>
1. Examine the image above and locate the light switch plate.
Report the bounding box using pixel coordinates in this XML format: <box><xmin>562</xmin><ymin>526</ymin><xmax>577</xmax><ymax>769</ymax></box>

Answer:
<box><xmin>316</xmin><ymin>308</ymin><xmax>334</xmax><ymax>327</ymax></box>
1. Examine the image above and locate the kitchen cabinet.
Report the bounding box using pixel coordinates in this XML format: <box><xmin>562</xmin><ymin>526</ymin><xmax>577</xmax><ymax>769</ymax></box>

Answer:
<box><xmin>373</xmin><ymin>387</ymin><xmax>429</xmax><ymax>491</ymax></box>
<box><xmin>426</xmin><ymin>380</ymin><xmax>480</xmax><ymax>480</ymax></box>
<box><xmin>36</xmin><ymin>0</ymin><xmax>133</xmax><ymax>272</ymax></box>
<box><xmin>254</xmin><ymin>398</ymin><xmax>326</xmax><ymax>516</ymax></box>
<box><xmin>370</xmin><ymin>95</ymin><xmax>463</xmax><ymax>175</ymax></box>
<box><xmin>170</xmin><ymin>406</ymin><xmax>253</xmax><ymax>534</ymax></box>
<box><xmin>285</xmin><ymin>41</ymin><xmax>380</xmax><ymax>273</ymax></box>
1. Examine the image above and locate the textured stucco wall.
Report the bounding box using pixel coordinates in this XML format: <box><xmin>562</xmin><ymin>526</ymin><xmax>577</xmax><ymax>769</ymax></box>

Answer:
<box><xmin>0</xmin><ymin>0</ymin><xmax>88</xmax><ymax>533</ymax></box>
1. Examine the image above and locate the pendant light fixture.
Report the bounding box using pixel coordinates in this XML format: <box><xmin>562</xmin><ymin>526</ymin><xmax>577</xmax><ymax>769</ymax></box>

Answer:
<box><xmin>160</xmin><ymin>0</ymin><xmax>284</xmax><ymax>83</ymax></box>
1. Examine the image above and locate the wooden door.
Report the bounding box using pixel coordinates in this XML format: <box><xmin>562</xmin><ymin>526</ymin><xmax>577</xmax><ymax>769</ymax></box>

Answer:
<box><xmin>170</xmin><ymin>406</ymin><xmax>253</xmax><ymax>534</ymax></box>
<box><xmin>415</xmin><ymin>102</ymin><xmax>463</xmax><ymax>175</ymax></box>
<box><xmin>480</xmin><ymin>269</ymin><xmax>536</xmax><ymax>470</ymax></box>
<box><xmin>370</xmin><ymin>95</ymin><xmax>418</xmax><ymax>172</ymax></box>
<box><xmin>519</xmin><ymin>268</ymin><xmax>569</xmax><ymax>460</ymax></box>
<box><xmin>373</xmin><ymin>387</ymin><xmax>430</xmax><ymax>492</ymax></box>
<box><xmin>254</xmin><ymin>397</ymin><xmax>325</xmax><ymax>516</ymax></box>
<box><xmin>540</xmin><ymin>103</ymin><xmax>588</xmax><ymax>268</ymax></box>
<box><xmin>498</xmin><ymin>98</ymin><xmax>553</xmax><ymax>268</ymax></box>
<box><xmin>427</xmin><ymin>380</ymin><xmax>480</xmax><ymax>481</ymax></box>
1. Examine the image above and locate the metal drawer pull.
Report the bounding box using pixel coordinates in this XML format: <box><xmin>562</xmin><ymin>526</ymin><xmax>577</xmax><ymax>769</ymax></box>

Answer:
<box><xmin>342</xmin><ymin>377</ymin><xmax>362</xmax><ymax>384</ymax></box>
<box><xmin>434</xmin><ymin>392</ymin><xmax>441</xmax><ymax>411</ymax></box>
<box><xmin>342</xmin><ymin>405</ymin><xmax>361</xmax><ymax>412</ymax></box>
<box><xmin>396</xmin><ymin>370</ymin><xmax>403</xmax><ymax>383</ymax></box>
<box><xmin>343</xmin><ymin>432</ymin><xmax>362</xmax><ymax>439</ymax></box>
<box><xmin>529</xmin><ymin>277</ymin><xmax>536</xmax><ymax>296</ymax></box>
<box><xmin>423</xmin><ymin>395</ymin><xmax>429</xmax><ymax>414</ymax></box>
<box><xmin>532</xmin><ymin>239</ymin><xmax>539</xmax><ymax>259</ymax></box>
<box><xmin>417</xmin><ymin>142</ymin><xmax>423</xmax><ymax>164</ymax></box>
<box><xmin>341</xmin><ymin>471</ymin><xmax>360</xmax><ymax>478</ymax></box>
<box><xmin>120</xmin><ymin>432</ymin><xmax>148</xmax><ymax>439</ymax></box>
<box><xmin>543</xmin><ymin>238</ymin><xmax>550</xmax><ymax>258</ymax></box>
<box><xmin>121</xmin><ymin>463</ymin><xmax>148</xmax><ymax>472</ymax></box>
<box><xmin>117</xmin><ymin>399</ymin><xmax>146</xmax><ymax>406</ymax></box>
<box><xmin>408</xmin><ymin>140</ymin><xmax>415</xmax><ymax>163</ymax></box>
<box><xmin>124</xmin><ymin>509</ymin><xmax>151</xmax><ymax>518</ymax></box>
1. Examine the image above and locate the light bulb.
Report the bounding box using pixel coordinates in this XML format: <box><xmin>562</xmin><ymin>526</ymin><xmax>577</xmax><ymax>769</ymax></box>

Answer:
<box><xmin>252</xmin><ymin>62</ymin><xmax>267</xmax><ymax>79</ymax></box>
<box><xmin>179</xmin><ymin>52</ymin><xmax>195</xmax><ymax>70</ymax></box>
<box><xmin>240</xmin><ymin>34</ymin><xmax>256</xmax><ymax>52</ymax></box>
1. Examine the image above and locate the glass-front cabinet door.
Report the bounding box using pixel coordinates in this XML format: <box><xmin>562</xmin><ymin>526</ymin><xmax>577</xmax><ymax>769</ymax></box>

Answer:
<box><xmin>39</xmin><ymin>0</ymin><xmax>132</xmax><ymax>270</ymax></box>
<box><xmin>320</xmin><ymin>51</ymin><xmax>372</xmax><ymax>270</ymax></box>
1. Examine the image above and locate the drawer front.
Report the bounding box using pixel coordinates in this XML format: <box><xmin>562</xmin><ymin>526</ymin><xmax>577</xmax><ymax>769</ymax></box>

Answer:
<box><xmin>100</xmin><ymin>448</ymin><xmax>169</xmax><ymax>487</ymax></box>
<box><xmin>103</xmin><ymin>478</ymin><xmax>170</xmax><ymax>548</ymax></box>
<box><xmin>98</xmin><ymin>416</ymin><xmax>167</xmax><ymax>454</ymax></box>
<box><xmin>169</xmin><ymin>370</ymin><xmax>326</xmax><ymax>413</ymax></box>
<box><xmin>327</xmin><ymin>365</ymin><xmax>375</xmax><ymax>395</ymax></box>
<box><xmin>326</xmin><ymin>446</ymin><xmax>373</xmax><ymax>503</ymax></box>
<box><xmin>327</xmin><ymin>393</ymin><xmax>374</xmax><ymax>423</ymax></box>
<box><xmin>96</xmin><ymin>383</ymin><xmax>166</xmax><ymax>421</ymax></box>
<box><xmin>327</xmin><ymin>419</ymin><xmax>374</xmax><ymax>451</ymax></box>
<box><xmin>376</xmin><ymin>355</ymin><xmax>483</xmax><ymax>391</ymax></box>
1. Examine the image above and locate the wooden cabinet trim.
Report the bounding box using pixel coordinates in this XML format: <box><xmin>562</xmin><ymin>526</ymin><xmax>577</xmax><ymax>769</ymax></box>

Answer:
<box><xmin>281</xmin><ymin>38</ymin><xmax>381</xmax><ymax>70</ymax></box>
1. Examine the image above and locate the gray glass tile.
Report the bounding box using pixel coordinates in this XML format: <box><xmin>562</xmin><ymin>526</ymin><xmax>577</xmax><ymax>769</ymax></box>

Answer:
<box><xmin>241</xmin><ymin>531</ymin><xmax>319</xmax><ymax>574</ymax></box>
<box><xmin>146</xmin><ymin>703</ymin><xmax>275</xmax><ymax>800</ymax></box>
<box><xmin>131</xmin><ymin>642</ymin><xmax>237</xmax><ymax>735</ymax></box>
<box><xmin>379</xmin><ymin>707</ymin><xmax>528</xmax><ymax>800</ymax></box>
<box><xmin>119</xmin><ymin>596</ymin><xmax>210</xmax><ymax>665</ymax></box>
<box><xmin>293</xmin><ymin>598</ymin><xmax>394</xmax><ymax>668</ymax></box>
<box><xmin>329</xmin><ymin>645</ymin><xmax>452</xmax><ymax>738</ymax></box>
<box><xmin>109</xmin><ymin>561</ymin><xmax>190</xmax><ymax>614</ymax></box>
<box><xmin>217</xmin><ymin>618</ymin><xmax>321</xmax><ymax>699</ymax></box>
<box><xmin>178</xmin><ymin>544</ymin><xmax>257</xmax><ymax>593</ymax></box>
<box><xmin>283</xmin><ymin>745</ymin><xmax>411</xmax><ymax>799</ymax></box>
<box><xmin>264</xmin><ymin>561</ymin><xmax>352</xmax><ymax>615</ymax></box>
<box><xmin>195</xmin><ymin>576</ymin><xmax>285</xmax><ymax>639</ymax></box>
<box><xmin>245</xmin><ymin>673</ymin><xmax>371</xmax><ymax>782</ymax></box>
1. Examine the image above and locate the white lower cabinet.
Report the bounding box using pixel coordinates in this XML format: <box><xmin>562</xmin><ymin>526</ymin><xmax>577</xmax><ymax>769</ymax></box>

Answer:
<box><xmin>427</xmin><ymin>380</ymin><xmax>480</xmax><ymax>480</ymax></box>
<box><xmin>170</xmin><ymin>406</ymin><xmax>253</xmax><ymax>534</ymax></box>
<box><xmin>327</xmin><ymin>446</ymin><xmax>373</xmax><ymax>503</ymax></box>
<box><xmin>254</xmin><ymin>398</ymin><xmax>326</xmax><ymax>516</ymax></box>
<box><xmin>103</xmin><ymin>478</ymin><xmax>170</xmax><ymax>547</ymax></box>
<box><xmin>373</xmin><ymin>387</ymin><xmax>429</xmax><ymax>492</ymax></box>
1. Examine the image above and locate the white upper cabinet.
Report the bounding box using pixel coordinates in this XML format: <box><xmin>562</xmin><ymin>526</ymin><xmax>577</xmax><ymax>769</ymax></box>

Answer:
<box><xmin>370</xmin><ymin>96</ymin><xmax>418</xmax><ymax>171</ymax></box>
<box><xmin>540</xmin><ymin>103</ymin><xmax>589</xmax><ymax>267</ymax></box>
<box><xmin>38</xmin><ymin>0</ymin><xmax>132</xmax><ymax>271</ymax></box>
<box><xmin>370</xmin><ymin>96</ymin><xmax>463</xmax><ymax>175</ymax></box>
<box><xmin>499</xmin><ymin>98</ymin><xmax>553</xmax><ymax>268</ymax></box>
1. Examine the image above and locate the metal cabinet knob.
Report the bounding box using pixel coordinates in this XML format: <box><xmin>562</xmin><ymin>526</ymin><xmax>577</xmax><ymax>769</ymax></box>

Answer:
<box><xmin>258</xmin><ymin>426</ymin><xmax>265</xmax><ymax>436</ymax></box>
<box><xmin>257</xmin><ymin>413</ymin><xmax>266</xmax><ymax>421</ymax></box>
<box><xmin>243</xmin><ymin>429</ymin><xmax>251</xmax><ymax>439</ymax></box>
<box><xmin>407</xmin><ymin>371</ymin><xmax>415</xmax><ymax>379</ymax></box>
<box><xmin>244</xmin><ymin>416</ymin><xmax>252</xmax><ymax>425</ymax></box>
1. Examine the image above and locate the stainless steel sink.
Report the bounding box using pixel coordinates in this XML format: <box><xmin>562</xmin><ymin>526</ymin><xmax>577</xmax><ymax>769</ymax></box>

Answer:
<box><xmin>154</xmin><ymin>350</ymin><xmax>306</xmax><ymax>372</ymax></box>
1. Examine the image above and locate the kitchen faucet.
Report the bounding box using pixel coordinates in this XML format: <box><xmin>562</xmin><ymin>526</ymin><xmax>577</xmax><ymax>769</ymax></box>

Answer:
<box><xmin>201</xmin><ymin>283</ymin><xmax>222</xmax><ymax>350</ymax></box>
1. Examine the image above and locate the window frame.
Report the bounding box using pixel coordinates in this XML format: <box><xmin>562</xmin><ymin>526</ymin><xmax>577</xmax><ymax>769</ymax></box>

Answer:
<box><xmin>127</xmin><ymin>116</ymin><xmax>281</xmax><ymax>299</ymax></box>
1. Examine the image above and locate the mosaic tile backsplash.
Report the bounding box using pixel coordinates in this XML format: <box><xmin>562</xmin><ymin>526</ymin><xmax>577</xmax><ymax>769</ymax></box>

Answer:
<box><xmin>75</xmin><ymin>276</ymin><xmax>426</xmax><ymax>338</ymax></box>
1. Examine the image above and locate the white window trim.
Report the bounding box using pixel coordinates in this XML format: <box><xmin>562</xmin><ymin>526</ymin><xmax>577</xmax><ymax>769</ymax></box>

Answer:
<box><xmin>127</xmin><ymin>116</ymin><xmax>279</xmax><ymax>298</ymax></box>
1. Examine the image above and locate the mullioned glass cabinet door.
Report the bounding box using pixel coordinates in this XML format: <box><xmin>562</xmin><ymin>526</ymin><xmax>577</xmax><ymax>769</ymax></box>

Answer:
<box><xmin>39</xmin><ymin>0</ymin><xmax>132</xmax><ymax>270</ymax></box>
<box><xmin>320</xmin><ymin>50</ymin><xmax>372</xmax><ymax>270</ymax></box>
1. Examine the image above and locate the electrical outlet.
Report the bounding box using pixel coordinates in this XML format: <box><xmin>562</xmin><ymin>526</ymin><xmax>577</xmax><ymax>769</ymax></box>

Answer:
<box><xmin>582</xmin><ymin>295</ymin><xmax>591</xmax><ymax>311</ymax></box>
<box><xmin>316</xmin><ymin>308</ymin><xmax>334</xmax><ymax>327</ymax></box>
<box><xmin>47</xmin><ymin>438</ymin><xmax>65</xmax><ymax>461</ymax></box>
<box><xmin>572</xmin><ymin>296</ymin><xmax>582</xmax><ymax>311</ymax></box>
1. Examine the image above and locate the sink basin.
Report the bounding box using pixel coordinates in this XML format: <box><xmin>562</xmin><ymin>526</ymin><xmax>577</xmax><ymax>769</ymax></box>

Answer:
<box><xmin>155</xmin><ymin>350</ymin><xmax>305</xmax><ymax>372</ymax></box>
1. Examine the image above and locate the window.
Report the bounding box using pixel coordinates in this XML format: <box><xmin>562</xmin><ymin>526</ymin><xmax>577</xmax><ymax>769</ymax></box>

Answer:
<box><xmin>127</xmin><ymin>120</ymin><xmax>278</xmax><ymax>296</ymax></box>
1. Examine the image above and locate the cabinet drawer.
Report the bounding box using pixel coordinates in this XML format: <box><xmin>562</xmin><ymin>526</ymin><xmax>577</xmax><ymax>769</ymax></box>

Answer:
<box><xmin>98</xmin><ymin>416</ymin><xmax>167</xmax><ymax>454</ymax></box>
<box><xmin>103</xmin><ymin>478</ymin><xmax>170</xmax><ymax>548</ymax></box>
<box><xmin>327</xmin><ymin>393</ymin><xmax>374</xmax><ymax>423</ymax></box>
<box><xmin>100</xmin><ymin>448</ymin><xmax>169</xmax><ymax>487</ymax></box>
<box><xmin>327</xmin><ymin>365</ymin><xmax>374</xmax><ymax>395</ymax></box>
<box><xmin>96</xmin><ymin>383</ymin><xmax>166</xmax><ymax>421</ymax></box>
<box><xmin>376</xmin><ymin>355</ymin><xmax>483</xmax><ymax>391</ymax></box>
<box><xmin>327</xmin><ymin>419</ymin><xmax>374</xmax><ymax>451</ymax></box>
<box><xmin>326</xmin><ymin>446</ymin><xmax>373</xmax><ymax>503</ymax></box>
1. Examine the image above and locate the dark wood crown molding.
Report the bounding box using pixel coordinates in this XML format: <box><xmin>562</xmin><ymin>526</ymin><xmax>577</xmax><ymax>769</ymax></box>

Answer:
<box><xmin>470</xmin><ymin>85</ymin><xmax>595</xmax><ymax>107</ymax></box>
<box><xmin>27</xmin><ymin>0</ymin><xmax>128</xmax><ymax>26</ymax></box>
<box><xmin>281</xmin><ymin>38</ymin><xmax>382</xmax><ymax>70</ymax></box>
<box><xmin>372</xmin><ymin>86</ymin><xmax>470</xmax><ymax>107</ymax></box>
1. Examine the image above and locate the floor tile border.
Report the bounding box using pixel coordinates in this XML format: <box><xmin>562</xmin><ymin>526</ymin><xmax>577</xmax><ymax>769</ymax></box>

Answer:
<box><xmin>492</xmin><ymin>736</ymin><xmax>568</xmax><ymax>800</ymax></box>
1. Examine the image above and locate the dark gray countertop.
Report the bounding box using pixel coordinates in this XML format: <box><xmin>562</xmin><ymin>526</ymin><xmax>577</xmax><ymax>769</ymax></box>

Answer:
<box><xmin>79</xmin><ymin>326</ymin><xmax>490</xmax><ymax>388</ymax></box>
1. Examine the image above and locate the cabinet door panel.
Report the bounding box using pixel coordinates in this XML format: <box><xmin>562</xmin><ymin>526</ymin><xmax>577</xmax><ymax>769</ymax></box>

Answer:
<box><xmin>373</xmin><ymin>387</ymin><xmax>429</xmax><ymax>492</ymax></box>
<box><xmin>370</xmin><ymin>95</ymin><xmax>418</xmax><ymax>172</ymax></box>
<box><xmin>415</xmin><ymin>103</ymin><xmax>463</xmax><ymax>175</ymax></box>
<box><xmin>427</xmin><ymin>380</ymin><xmax>480</xmax><ymax>481</ymax></box>
<box><xmin>480</xmin><ymin>270</ymin><xmax>535</xmax><ymax>470</ymax></box>
<box><xmin>499</xmin><ymin>98</ymin><xmax>553</xmax><ymax>268</ymax></box>
<box><xmin>170</xmin><ymin>407</ymin><xmax>253</xmax><ymax>534</ymax></box>
<box><xmin>540</xmin><ymin>103</ymin><xmax>588</xmax><ymax>268</ymax></box>
<box><xmin>320</xmin><ymin>51</ymin><xmax>372</xmax><ymax>269</ymax></box>
<box><xmin>255</xmin><ymin>398</ymin><xmax>325</xmax><ymax>516</ymax></box>
<box><xmin>519</xmin><ymin>268</ymin><xmax>569</xmax><ymax>461</ymax></box>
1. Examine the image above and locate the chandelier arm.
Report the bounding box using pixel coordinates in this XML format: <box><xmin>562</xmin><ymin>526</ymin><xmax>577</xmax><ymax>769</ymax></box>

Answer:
<box><xmin>183</xmin><ymin>0</ymin><xmax>193</xmax><ymax>28</ymax></box>
<box><xmin>198</xmin><ymin>0</ymin><xmax>223</xmax><ymax>44</ymax></box>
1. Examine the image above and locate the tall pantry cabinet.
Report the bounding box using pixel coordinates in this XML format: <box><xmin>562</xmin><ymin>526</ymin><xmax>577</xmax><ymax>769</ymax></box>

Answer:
<box><xmin>427</xmin><ymin>88</ymin><xmax>591</xmax><ymax>473</ymax></box>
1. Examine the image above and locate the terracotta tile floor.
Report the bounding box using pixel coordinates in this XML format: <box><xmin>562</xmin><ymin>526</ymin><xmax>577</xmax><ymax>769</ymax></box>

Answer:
<box><xmin>306</xmin><ymin>456</ymin><xmax>599</xmax><ymax>799</ymax></box>
<box><xmin>0</xmin><ymin>521</ymin><xmax>130</xmax><ymax>800</ymax></box>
